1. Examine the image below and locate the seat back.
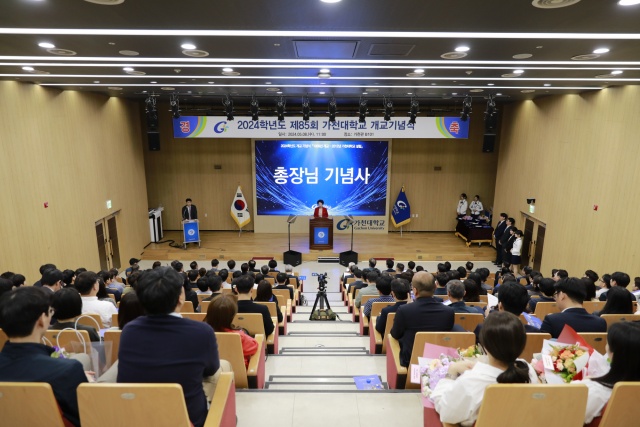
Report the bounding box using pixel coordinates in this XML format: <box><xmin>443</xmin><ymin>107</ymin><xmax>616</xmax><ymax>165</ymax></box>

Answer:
<box><xmin>406</xmin><ymin>332</ymin><xmax>475</xmax><ymax>389</ymax></box>
<box><xmin>382</xmin><ymin>312</ymin><xmax>396</xmax><ymax>353</ymax></box>
<box><xmin>577</xmin><ymin>333</ymin><xmax>607</xmax><ymax>355</ymax></box>
<box><xmin>0</xmin><ymin>328</ymin><xmax>8</xmax><ymax>351</ymax></box>
<box><xmin>475</xmin><ymin>384</ymin><xmax>588</xmax><ymax>427</ymax></box>
<box><xmin>264</xmin><ymin>277</ymin><xmax>275</xmax><ymax>285</ymax></box>
<box><xmin>601</xmin><ymin>314</ymin><xmax>640</xmax><ymax>329</ymax></box>
<box><xmin>360</xmin><ymin>295</ymin><xmax>376</xmax><ymax>309</ymax></box>
<box><xmin>598</xmin><ymin>382</ymin><xmax>640</xmax><ymax>427</ymax></box>
<box><xmin>0</xmin><ymin>382</ymin><xmax>66</xmax><ymax>427</ymax></box>
<box><xmin>76</xmin><ymin>313</ymin><xmax>104</xmax><ymax>329</ymax></box>
<box><xmin>180</xmin><ymin>301</ymin><xmax>194</xmax><ymax>313</ymax></box>
<box><xmin>454</xmin><ymin>313</ymin><xmax>484</xmax><ymax>332</ymax></box>
<box><xmin>205</xmin><ymin>372</ymin><xmax>237</xmax><ymax>427</ymax></box>
<box><xmin>181</xmin><ymin>312</ymin><xmax>206</xmax><ymax>322</ymax></box>
<box><xmin>272</xmin><ymin>289</ymin><xmax>291</xmax><ymax>302</ymax></box>
<box><xmin>233</xmin><ymin>313</ymin><xmax>265</xmax><ymax>335</ymax></box>
<box><xmin>201</xmin><ymin>300</ymin><xmax>211</xmax><ymax>313</ymax></box>
<box><xmin>43</xmin><ymin>330</ymin><xmax>92</xmax><ymax>354</ymax></box>
<box><xmin>520</xmin><ymin>333</ymin><xmax>551</xmax><ymax>362</ymax></box>
<box><xmin>371</xmin><ymin>302</ymin><xmax>394</xmax><ymax>317</ymax></box>
<box><xmin>103</xmin><ymin>330</ymin><xmax>121</xmax><ymax>365</ymax></box>
<box><xmin>197</xmin><ymin>294</ymin><xmax>210</xmax><ymax>303</ymax></box>
<box><xmin>479</xmin><ymin>295</ymin><xmax>488</xmax><ymax>303</ymax></box>
<box><xmin>466</xmin><ymin>301</ymin><xmax>487</xmax><ymax>309</ymax></box>
<box><xmin>111</xmin><ymin>313</ymin><xmax>119</xmax><ymax>329</ymax></box>
<box><xmin>534</xmin><ymin>302</ymin><xmax>560</xmax><ymax>318</ymax></box>
<box><xmin>274</xmin><ymin>293</ymin><xmax>287</xmax><ymax>309</ymax></box>
<box><xmin>583</xmin><ymin>301</ymin><xmax>606</xmax><ymax>314</ymax></box>
<box><xmin>215</xmin><ymin>332</ymin><xmax>249</xmax><ymax>388</ymax></box>
<box><xmin>255</xmin><ymin>301</ymin><xmax>277</xmax><ymax>317</ymax></box>
<box><xmin>78</xmin><ymin>383</ymin><xmax>191</xmax><ymax>427</ymax></box>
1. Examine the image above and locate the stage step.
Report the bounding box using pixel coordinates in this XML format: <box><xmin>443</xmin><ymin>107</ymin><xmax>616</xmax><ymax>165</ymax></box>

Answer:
<box><xmin>317</xmin><ymin>257</ymin><xmax>340</xmax><ymax>263</ymax></box>
<box><xmin>264</xmin><ymin>374</ymin><xmax>387</xmax><ymax>391</ymax></box>
<box><xmin>280</xmin><ymin>346</ymin><xmax>369</xmax><ymax>356</ymax></box>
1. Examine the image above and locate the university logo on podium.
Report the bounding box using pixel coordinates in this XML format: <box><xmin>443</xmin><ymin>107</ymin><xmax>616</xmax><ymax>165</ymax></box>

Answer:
<box><xmin>315</xmin><ymin>227</ymin><xmax>329</xmax><ymax>245</ymax></box>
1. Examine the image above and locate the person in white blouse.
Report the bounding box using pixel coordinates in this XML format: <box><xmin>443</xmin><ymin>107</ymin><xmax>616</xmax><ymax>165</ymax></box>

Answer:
<box><xmin>431</xmin><ymin>311</ymin><xmax>539</xmax><ymax>427</ymax></box>
<box><xmin>469</xmin><ymin>195</ymin><xmax>484</xmax><ymax>217</ymax></box>
<box><xmin>510</xmin><ymin>230</ymin><xmax>523</xmax><ymax>275</ymax></box>
<box><xmin>457</xmin><ymin>193</ymin><xmax>468</xmax><ymax>217</ymax></box>
<box><xmin>574</xmin><ymin>321</ymin><xmax>640</xmax><ymax>424</ymax></box>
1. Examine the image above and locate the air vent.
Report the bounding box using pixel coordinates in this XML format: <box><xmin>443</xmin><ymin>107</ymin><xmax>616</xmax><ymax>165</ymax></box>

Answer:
<box><xmin>441</xmin><ymin>52</ymin><xmax>467</xmax><ymax>60</ymax></box>
<box><xmin>531</xmin><ymin>0</ymin><xmax>581</xmax><ymax>8</ymax></box>
<box><xmin>572</xmin><ymin>54</ymin><xmax>600</xmax><ymax>61</ymax></box>
<box><xmin>294</xmin><ymin>40</ymin><xmax>358</xmax><ymax>59</ymax></box>
<box><xmin>595</xmin><ymin>74</ymin><xmax>614</xmax><ymax>78</ymax></box>
<box><xmin>406</xmin><ymin>72</ymin><xmax>425</xmax><ymax>77</ymax></box>
<box><xmin>266</xmin><ymin>88</ymin><xmax>281</xmax><ymax>92</ymax></box>
<box><xmin>521</xmin><ymin>89</ymin><xmax>536</xmax><ymax>93</ymax></box>
<box><xmin>182</xmin><ymin>49</ymin><xmax>209</xmax><ymax>58</ymax></box>
<box><xmin>469</xmin><ymin>89</ymin><xmax>484</xmax><ymax>93</ymax></box>
<box><xmin>513</xmin><ymin>53</ymin><xmax>533</xmax><ymax>59</ymax></box>
<box><xmin>368</xmin><ymin>44</ymin><xmax>415</xmax><ymax>56</ymax></box>
<box><xmin>119</xmin><ymin>50</ymin><xmax>139</xmax><ymax>56</ymax></box>
<box><xmin>501</xmin><ymin>73</ymin><xmax>521</xmax><ymax>78</ymax></box>
<box><xmin>161</xmin><ymin>87</ymin><xmax>175</xmax><ymax>91</ymax></box>
<box><xmin>47</xmin><ymin>48</ymin><xmax>77</xmax><ymax>56</ymax></box>
<box><xmin>222</xmin><ymin>71</ymin><xmax>241</xmax><ymax>76</ymax></box>
<box><xmin>127</xmin><ymin>71</ymin><xmax>146</xmax><ymax>75</ymax></box>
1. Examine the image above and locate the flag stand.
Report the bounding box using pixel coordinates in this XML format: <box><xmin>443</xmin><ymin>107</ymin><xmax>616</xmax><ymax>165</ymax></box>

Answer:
<box><xmin>400</xmin><ymin>225</ymin><xmax>403</xmax><ymax>237</ymax></box>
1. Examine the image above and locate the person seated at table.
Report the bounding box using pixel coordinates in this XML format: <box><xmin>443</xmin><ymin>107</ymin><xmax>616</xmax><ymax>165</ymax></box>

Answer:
<box><xmin>254</xmin><ymin>280</ymin><xmax>283</xmax><ymax>324</ymax></box>
<box><xmin>593</xmin><ymin>286</ymin><xmax>634</xmax><ymax>316</ymax></box>
<box><xmin>49</xmin><ymin>288</ymin><xmax>100</xmax><ymax>342</ymax></box>
<box><xmin>204</xmin><ymin>295</ymin><xmax>258</xmax><ymax>368</ymax></box>
<box><xmin>575</xmin><ymin>321</ymin><xmax>640</xmax><ymax>424</ymax></box>
<box><xmin>432</xmin><ymin>311</ymin><xmax>539</xmax><ymax>426</ymax></box>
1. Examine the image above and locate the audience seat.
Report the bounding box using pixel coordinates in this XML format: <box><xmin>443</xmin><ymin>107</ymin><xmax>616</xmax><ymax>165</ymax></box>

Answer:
<box><xmin>601</xmin><ymin>314</ymin><xmax>640</xmax><ymax>330</ymax></box>
<box><xmin>110</xmin><ymin>313</ymin><xmax>118</xmax><ymax>329</ymax></box>
<box><xmin>360</xmin><ymin>301</ymin><xmax>394</xmax><ymax>336</ymax></box>
<box><xmin>201</xmin><ymin>300</ymin><xmax>211</xmax><ymax>313</ymax></box>
<box><xmin>533</xmin><ymin>302</ymin><xmax>559</xmax><ymax>318</ymax></box>
<box><xmin>520</xmin><ymin>333</ymin><xmax>551</xmax><ymax>362</ymax></box>
<box><xmin>435</xmin><ymin>383</ymin><xmax>588</xmax><ymax>427</ymax></box>
<box><xmin>454</xmin><ymin>313</ymin><xmax>484</xmax><ymax>332</ymax></box>
<box><xmin>197</xmin><ymin>294</ymin><xmax>210</xmax><ymax>303</ymax></box>
<box><xmin>353</xmin><ymin>295</ymin><xmax>376</xmax><ymax>323</ymax></box>
<box><xmin>272</xmin><ymin>289</ymin><xmax>294</xmax><ymax>320</ymax></box>
<box><xmin>583</xmin><ymin>301</ymin><xmax>606</xmax><ymax>314</ymax></box>
<box><xmin>577</xmin><ymin>332</ymin><xmax>607</xmax><ymax>355</ymax></box>
<box><xmin>0</xmin><ymin>328</ymin><xmax>8</xmax><ymax>351</ymax></box>
<box><xmin>180</xmin><ymin>301</ymin><xmax>194</xmax><ymax>313</ymax></box>
<box><xmin>233</xmin><ymin>313</ymin><xmax>277</xmax><ymax>355</ymax></box>
<box><xmin>76</xmin><ymin>313</ymin><xmax>104</xmax><ymax>330</ymax></box>
<box><xmin>103</xmin><ymin>329</ymin><xmax>121</xmax><ymax>366</ymax></box>
<box><xmin>78</xmin><ymin>375</ymin><xmax>237</xmax><ymax>427</ymax></box>
<box><xmin>466</xmin><ymin>301</ymin><xmax>487</xmax><ymax>309</ymax></box>
<box><xmin>43</xmin><ymin>330</ymin><xmax>92</xmax><ymax>355</ymax></box>
<box><xmin>0</xmin><ymin>382</ymin><xmax>74</xmax><ymax>427</ymax></box>
<box><xmin>369</xmin><ymin>312</ymin><xmax>395</xmax><ymax>354</ymax></box>
<box><xmin>588</xmin><ymin>382</ymin><xmax>640</xmax><ymax>427</ymax></box>
<box><xmin>216</xmin><ymin>332</ymin><xmax>266</xmax><ymax>389</ymax></box>
<box><xmin>255</xmin><ymin>301</ymin><xmax>287</xmax><ymax>335</ymax></box>
<box><xmin>181</xmin><ymin>313</ymin><xmax>206</xmax><ymax>322</ymax></box>
<box><xmin>387</xmin><ymin>331</ymin><xmax>475</xmax><ymax>390</ymax></box>
<box><xmin>348</xmin><ymin>289</ymin><xmax>359</xmax><ymax>313</ymax></box>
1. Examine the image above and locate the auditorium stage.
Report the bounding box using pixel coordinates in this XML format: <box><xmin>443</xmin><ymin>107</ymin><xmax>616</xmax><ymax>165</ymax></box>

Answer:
<box><xmin>141</xmin><ymin>230</ymin><xmax>496</xmax><ymax>263</ymax></box>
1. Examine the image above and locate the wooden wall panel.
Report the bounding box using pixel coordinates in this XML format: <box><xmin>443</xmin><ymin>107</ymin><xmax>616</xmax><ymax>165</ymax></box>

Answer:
<box><xmin>145</xmin><ymin>103</ymin><xmax>498</xmax><ymax>233</ymax></box>
<box><xmin>494</xmin><ymin>86</ymin><xmax>640</xmax><ymax>277</ymax></box>
<box><xmin>0</xmin><ymin>81</ymin><xmax>149</xmax><ymax>281</ymax></box>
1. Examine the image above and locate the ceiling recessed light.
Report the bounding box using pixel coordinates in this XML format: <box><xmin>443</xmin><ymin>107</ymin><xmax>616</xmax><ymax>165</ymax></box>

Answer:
<box><xmin>514</xmin><ymin>69</ymin><xmax>525</xmax><ymax>74</ymax></box>
<box><xmin>593</xmin><ymin>48</ymin><xmax>610</xmax><ymax>54</ymax></box>
<box><xmin>22</xmin><ymin>66</ymin><xmax>34</xmax><ymax>71</ymax></box>
<box><xmin>544</xmin><ymin>83</ymin><xmax>551</xmax><ymax>87</ymax></box>
<box><xmin>181</xmin><ymin>43</ymin><xmax>196</xmax><ymax>50</ymax></box>
<box><xmin>441</xmin><ymin>52</ymin><xmax>467</xmax><ymax>59</ymax></box>
<box><xmin>431</xmin><ymin>83</ymin><xmax>437</xmax><ymax>86</ymax></box>
<box><xmin>318</xmin><ymin>72</ymin><xmax>331</xmax><ymax>78</ymax></box>
<box><xmin>320</xmin><ymin>0</ymin><xmax>342</xmax><ymax>3</ymax></box>
<box><xmin>496</xmin><ymin>93</ymin><xmax>503</xmax><ymax>96</ymax></box>
<box><xmin>273</xmin><ymin>43</ymin><xmax>280</xmax><ymax>47</ymax></box>
<box><xmin>38</xmin><ymin>42</ymin><xmax>55</xmax><ymax>49</ymax></box>
<box><xmin>123</xmin><ymin>67</ymin><xmax>134</xmax><ymax>72</ymax></box>
<box><xmin>94</xmin><ymin>80</ymin><xmax>100</xmax><ymax>83</ymax></box>
<box><xmin>619</xmin><ymin>0</ymin><xmax>640</xmax><ymax>5</ymax></box>
<box><xmin>512</xmin><ymin>53</ymin><xmax>533</xmax><ymax>59</ymax></box>
<box><xmin>319</xmin><ymin>91</ymin><xmax>326</xmax><ymax>95</ymax></box>
<box><xmin>521</xmin><ymin>89</ymin><xmax>535</xmax><ymax>93</ymax></box>
<box><xmin>265</xmin><ymin>82</ymin><xmax>272</xmax><ymax>84</ymax></box>
<box><xmin>266</xmin><ymin>88</ymin><xmax>280</xmax><ymax>92</ymax></box>
<box><xmin>611</xmin><ymin>70</ymin><xmax>623</xmax><ymax>75</ymax></box>
<box><xmin>222</xmin><ymin>67</ymin><xmax>233</xmax><ymax>72</ymax></box>
<box><xmin>108</xmin><ymin>86</ymin><xmax>122</xmax><ymax>90</ymax></box>
<box><xmin>455</xmin><ymin>46</ymin><xmax>470</xmax><ymax>52</ymax></box>
<box><xmin>407</xmin><ymin>92</ymin><xmax>413</xmax><ymax>95</ymax></box>
<box><xmin>469</xmin><ymin>89</ymin><xmax>484</xmax><ymax>93</ymax></box>
<box><xmin>572</xmin><ymin>54</ymin><xmax>600</xmax><ymax>60</ymax></box>
<box><xmin>161</xmin><ymin>87</ymin><xmax>175</xmax><ymax>91</ymax></box>
<box><xmin>532</xmin><ymin>0</ymin><xmax>581</xmax><ymax>8</ymax></box>
<box><xmin>277</xmin><ymin>91</ymin><xmax>283</xmax><ymax>94</ymax></box>
<box><xmin>150</xmin><ymin>81</ymin><xmax>157</xmax><ymax>84</ymax></box>
<box><xmin>119</xmin><ymin>50</ymin><xmax>139</xmax><ymax>56</ymax></box>
<box><xmin>47</xmin><ymin>48</ymin><xmax>76</xmax><ymax>56</ymax></box>
<box><xmin>487</xmin><ymin>83</ymin><xmax>495</xmax><ymax>86</ymax></box>
<box><xmin>208</xmin><ymin>81</ymin><xmax>214</xmax><ymax>84</ymax></box>
<box><xmin>320</xmin><ymin>82</ymin><xmax>326</xmax><ymax>85</ymax></box>
<box><xmin>362</xmin><ymin>92</ymin><xmax>368</xmax><ymax>95</ymax></box>
<box><xmin>319</xmin><ymin>68</ymin><xmax>330</xmax><ymax>73</ymax></box>
<box><xmin>451</xmin><ymin>92</ymin><xmax>457</xmax><ymax>95</ymax></box>
<box><xmin>414</xmin><ymin>68</ymin><xmax>425</xmax><ymax>73</ymax></box>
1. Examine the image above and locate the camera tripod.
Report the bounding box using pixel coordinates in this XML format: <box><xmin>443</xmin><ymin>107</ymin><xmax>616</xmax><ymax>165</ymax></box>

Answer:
<box><xmin>309</xmin><ymin>286</ymin><xmax>333</xmax><ymax>320</ymax></box>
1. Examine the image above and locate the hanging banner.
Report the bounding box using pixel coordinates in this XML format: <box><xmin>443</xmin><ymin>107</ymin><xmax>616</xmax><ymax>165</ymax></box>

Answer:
<box><xmin>173</xmin><ymin>116</ymin><xmax>469</xmax><ymax>139</ymax></box>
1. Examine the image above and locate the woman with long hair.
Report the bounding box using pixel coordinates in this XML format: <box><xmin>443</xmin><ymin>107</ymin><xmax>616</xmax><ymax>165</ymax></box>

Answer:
<box><xmin>594</xmin><ymin>286</ymin><xmax>634</xmax><ymax>316</ymax></box>
<box><xmin>576</xmin><ymin>321</ymin><xmax>640</xmax><ymax>423</ymax></box>
<box><xmin>204</xmin><ymin>295</ymin><xmax>257</xmax><ymax>368</ymax></box>
<box><xmin>432</xmin><ymin>311</ymin><xmax>539</xmax><ymax>426</ymax></box>
<box><xmin>253</xmin><ymin>280</ymin><xmax>283</xmax><ymax>323</ymax></box>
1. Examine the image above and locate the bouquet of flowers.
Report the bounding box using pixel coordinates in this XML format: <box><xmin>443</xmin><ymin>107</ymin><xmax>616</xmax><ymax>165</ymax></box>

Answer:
<box><xmin>459</xmin><ymin>344</ymin><xmax>483</xmax><ymax>359</ymax></box>
<box><xmin>50</xmin><ymin>346</ymin><xmax>70</xmax><ymax>359</ymax></box>
<box><xmin>544</xmin><ymin>343</ymin><xmax>589</xmax><ymax>383</ymax></box>
<box><xmin>421</xmin><ymin>354</ymin><xmax>457</xmax><ymax>398</ymax></box>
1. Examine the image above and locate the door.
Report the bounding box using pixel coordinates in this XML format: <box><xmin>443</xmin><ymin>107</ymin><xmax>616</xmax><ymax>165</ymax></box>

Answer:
<box><xmin>532</xmin><ymin>224</ymin><xmax>545</xmax><ymax>271</ymax></box>
<box><xmin>521</xmin><ymin>218</ymin><xmax>534</xmax><ymax>268</ymax></box>
<box><xmin>95</xmin><ymin>213</ymin><xmax>121</xmax><ymax>270</ymax></box>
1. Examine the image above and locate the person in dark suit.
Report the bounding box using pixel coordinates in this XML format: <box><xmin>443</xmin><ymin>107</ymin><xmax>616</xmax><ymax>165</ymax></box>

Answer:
<box><xmin>493</xmin><ymin>213</ymin><xmax>508</xmax><ymax>265</ymax></box>
<box><xmin>0</xmin><ymin>287</ymin><xmax>88</xmax><ymax>427</ymax></box>
<box><xmin>118</xmin><ymin>267</ymin><xmax>219</xmax><ymax>427</ymax></box>
<box><xmin>284</xmin><ymin>265</ymin><xmax>300</xmax><ymax>289</ymax></box>
<box><xmin>348</xmin><ymin>269</ymin><xmax>366</xmax><ymax>297</ymax></box>
<box><xmin>376</xmin><ymin>278</ymin><xmax>410</xmax><ymax>335</ymax></box>
<box><xmin>235</xmin><ymin>275</ymin><xmax>275</xmax><ymax>337</ymax></box>
<box><xmin>274</xmin><ymin>272</ymin><xmax>294</xmax><ymax>300</ymax></box>
<box><xmin>503</xmin><ymin>224</ymin><xmax>517</xmax><ymax>268</ymax></box>
<box><xmin>391</xmin><ymin>271</ymin><xmax>455</xmax><ymax>367</ymax></box>
<box><xmin>313</xmin><ymin>199</ymin><xmax>328</xmax><ymax>218</ymax></box>
<box><xmin>181</xmin><ymin>198</ymin><xmax>198</xmax><ymax>221</ymax></box>
<box><xmin>598</xmin><ymin>271</ymin><xmax>635</xmax><ymax>303</ymax></box>
<box><xmin>540</xmin><ymin>277</ymin><xmax>607</xmax><ymax>339</ymax></box>
<box><xmin>446</xmin><ymin>280</ymin><xmax>477</xmax><ymax>313</ymax></box>
<box><xmin>498</xmin><ymin>217</ymin><xmax>514</xmax><ymax>266</ymax></box>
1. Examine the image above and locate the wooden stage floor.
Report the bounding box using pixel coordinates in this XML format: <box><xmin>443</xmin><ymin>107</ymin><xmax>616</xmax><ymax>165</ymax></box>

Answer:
<box><xmin>142</xmin><ymin>231</ymin><xmax>496</xmax><ymax>263</ymax></box>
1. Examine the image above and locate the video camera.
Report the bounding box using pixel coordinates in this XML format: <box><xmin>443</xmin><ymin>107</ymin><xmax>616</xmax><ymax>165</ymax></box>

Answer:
<box><xmin>317</xmin><ymin>273</ymin><xmax>328</xmax><ymax>292</ymax></box>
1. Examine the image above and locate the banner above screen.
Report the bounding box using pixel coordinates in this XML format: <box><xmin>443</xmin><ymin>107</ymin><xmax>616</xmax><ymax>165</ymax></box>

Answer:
<box><xmin>173</xmin><ymin>116</ymin><xmax>469</xmax><ymax>139</ymax></box>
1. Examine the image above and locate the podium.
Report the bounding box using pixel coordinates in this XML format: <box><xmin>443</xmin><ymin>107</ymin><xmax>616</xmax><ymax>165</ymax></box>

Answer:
<box><xmin>309</xmin><ymin>217</ymin><xmax>333</xmax><ymax>250</ymax></box>
<box><xmin>182</xmin><ymin>220</ymin><xmax>201</xmax><ymax>249</ymax></box>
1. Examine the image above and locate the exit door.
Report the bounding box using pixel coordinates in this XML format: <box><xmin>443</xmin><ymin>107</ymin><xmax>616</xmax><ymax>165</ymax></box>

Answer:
<box><xmin>95</xmin><ymin>213</ymin><xmax>121</xmax><ymax>271</ymax></box>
